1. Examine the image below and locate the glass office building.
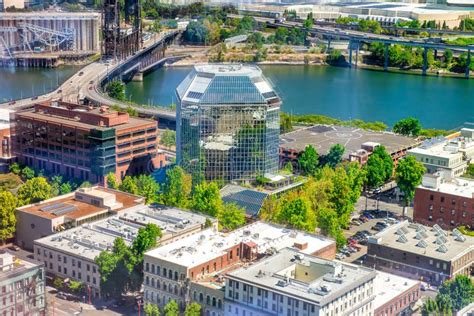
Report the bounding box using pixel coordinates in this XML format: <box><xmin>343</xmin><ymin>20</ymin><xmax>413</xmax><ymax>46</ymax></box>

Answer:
<box><xmin>176</xmin><ymin>64</ymin><xmax>281</xmax><ymax>182</ymax></box>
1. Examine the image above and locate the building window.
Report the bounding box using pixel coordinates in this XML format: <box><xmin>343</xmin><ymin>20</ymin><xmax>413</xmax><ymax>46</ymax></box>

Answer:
<box><xmin>429</xmin><ymin>195</ymin><xmax>433</xmax><ymax>201</ymax></box>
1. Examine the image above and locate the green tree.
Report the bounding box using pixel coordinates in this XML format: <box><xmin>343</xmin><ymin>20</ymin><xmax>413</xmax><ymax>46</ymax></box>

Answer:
<box><xmin>135</xmin><ymin>175</ymin><xmax>159</xmax><ymax>204</ymax></box>
<box><xmin>192</xmin><ymin>181</ymin><xmax>223</xmax><ymax>217</ymax></box>
<box><xmin>393</xmin><ymin>117</ymin><xmax>422</xmax><ymax>136</ymax></box>
<box><xmin>280</xmin><ymin>113</ymin><xmax>293</xmax><ymax>134</ymax></box>
<box><xmin>422</xmin><ymin>297</ymin><xmax>438</xmax><ymax>315</ymax></box>
<box><xmin>298</xmin><ymin>145</ymin><xmax>319</xmax><ymax>175</ymax></box>
<box><xmin>106</xmin><ymin>172</ymin><xmax>118</xmax><ymax>189</ymax></box>
<box><xmin>466</xmin><ymin>164</ymin><xmax>474</xmax><ymax>177</ymax></box>
<box><xmin>59</xmin><ymin>182</ymin><xmax>72</xmax><ymax>195</ymax></box>
<box><xmin>395</xmin><ymin>156</ymin><xmax>426</xmax><ymax>206</ymax></box>
<box><xmin>0</xmin><ymin>191</ymin><xmax>17</xmax><ymax>242</ymax></box>
<box><xmin>160</xmin><ymin>166</ymin><xmax>192</xmax><ymax>208</ymax></box>
<box><xmin>438</xmin><ymin>275</ymin><xmax>473</xmax><ymax>311</ymax></box>
<box><xmin>303</xmin><ymin>12</ymin><xmax>313</xmax><ymax>29</ymax></box>
<box><xmin>144</xmin><ymin>303</ymin><xmax>161</xmax><ymax>316</ymax></box>
<box><xmin>131</xmin><ymin>224</ymin><xmax>162</xmax><ymax>261</ymax></box>
<box><xmin>323</xmin><ymin>144</ymin><xmax>345</xmax><ymax>168</ymax></box>
<box><xmin>21</xmin><ymin>166</ymin><xmax>35</xmax><ymax>180</ymax></box>
<box><xmin>318</xmin><ymin>207</ymin><xmax>346</xmax><ymax>248</ymax></box>
<box><xmin>17</xmin><ymin>177</ymin><xmax>52</xmax><ymax>206</ymax></box>
<box><xmin>106</xmin><ymin>81</ymin><xmax>126</xmax><ymax>101</ymax></box>
<box><xmin>278</xmin><ymin>195</ymin><xmax>316</xmax><ymax>231</ymax></box>
<box><xmin>365</xmin><ymin>154</ymin><xmax>386</xmax><ymax>189</ymax></box>
<box><xmin>68</xmin><ymin>280</ymin><xmax>83</xmax><ymax>293</ymax></box>
<box><xmin>160</xmin><ymin>129</ymin><xmax>176</xmax><ymax>148</ymax></box>
<box><xmin>164</xmin><ymin>300</ymin><xmax>179</xmax><ymax>316</ymax></box>
<box><xmin>8</xmin><ymin>163</ymin><xmax>21</xmax><ymax>175</ymax></box>
<box><xmin>119</xmin><ymin>176</ymin><xmax>138</xmax><ymax>195</ymax></box>
<box><xmin>184</xmin><ymin>302</ymin><xmax>201</xmax><ymax>316</ymax></box>
<box><xmin>274</xmin><ymin>27</ymin><xmax>289</xmax><ymax>44</ymax></box>
<box><xmin>219</xmin><ymin>203</ymin><xmax>246</xmax><ymax>231</ymax></box>
<box><xmin>444</xmin><ymin>49</ymin><xmax>453</xmax><ymax>65</ymax></box>
<box><xmin>53</xmin><ymin>277</ymin><xmax>64</xmax><ymax>290</ymax></box>
<box><xmin>50</xmin><ymin>175</ymin><xmax>63</xmax><ymax>196</ymax></box>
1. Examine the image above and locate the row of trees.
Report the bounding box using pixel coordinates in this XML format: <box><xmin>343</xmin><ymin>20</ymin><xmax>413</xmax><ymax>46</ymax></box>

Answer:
<box><xmin>264</xmin><ymin>143</ymin><xmax>424</xmax><ymax>248</ymax></box>
<box><xmin>422</xmin><ymin>275</ymin><xmax>473</xmax><ymax>315</ymax></box>
<box><xmin>144</xmin><ymin>300</ymin><xmax>201</xmax><ymax>316</ymax></box>
<box><xmin>368</xmin><ymin>42</ymin><xmax>474</xmax><ymax>73</ymax></box>
<box><xmin>1</xmin><ymin>164</ymin><xmax>92</xmax><ymax>243</ymax></box>
<box><xmin>159</xmin><ymin>166</ymin><xmax>246</xmax><ymax>231</ymax></box>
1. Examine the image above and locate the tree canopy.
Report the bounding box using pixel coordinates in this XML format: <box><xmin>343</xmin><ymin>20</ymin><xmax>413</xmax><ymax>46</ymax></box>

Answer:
<box><xmin>17</xmin><ymin>177</ymin><xmax>52</xmax><ymax>206</ymax></box>
<box><xmin>393</xmin><ymin>117</ymin><xmax>422</xmax><ymax>137</ymax></box>
<box><xmin>395</xmin><ymin>156</ymin><xmax>426</xmax><ymax>206</ymax></box>
<box><xmin>365</xmin><ymin>146</ymin><xmax>393</xmax><ymax>189</ymax></box>
<box><xmin>106</xmin><ymin>81</ymin><xmax>126</xmax><ymax>101</ymax></box>
<box><xmin>422</xmin><ymin>275</ymin><xmax>473</xmax><ymax>315</ymax></box>
<box><xmin>160</xmin><ymin>129</ymin><xmax>176</xmax><ymax>148</ymax></box>
<box><xmin>159</xmin><ymin>166</ymin><xmax>192</xmax><ymax>208</ymax></box>
<box><xmin>298</xmin><ymin>145</ymin><xmax>319</xmax><ymax>175</ymax></box>
<box><xmin>0</xmin><ymin>191</ymin><xmax>18</xmax><ymax>242</ymax></box>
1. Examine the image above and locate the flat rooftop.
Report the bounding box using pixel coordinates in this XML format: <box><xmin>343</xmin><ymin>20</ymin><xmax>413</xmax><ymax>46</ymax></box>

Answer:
<box><xmin>280</xmin><ymin>125</ymin><xmax>419</xmax><ymax>158</ymax></box>
<box><xmin>407</xmin><ymin>137</ymin><xmax>470</xmax><ymax>159</ymax></box>
<box><xmin>17</xmin><ymin>187</ymin><xmax>143</xmax><ymax>220</ymax></box>
<box><xmin>227</xmin><ymin>248</ymin><xmax>376</xmax><ymax>306</ymax></box>
<box><xmin>368</xmin><ymin>221</ymin><xmax>474</xmax><ymax>262</ymax></box>
<box><xmin>0</xmin><ymin>251</ymin><xmax>41</xmax><ymax>281</ymax></box>
<box><xmin>0</xmin><ymin>12</ymin><xmax>100</xmax><ymax>18</ymax></box>
<box><xmin>145</xmin><ymin>221</ymin><xmax>335</xmax><ymax>268</ymax></box>
<box><xmin>373</xmin><ymin>271</ymin><xmax>420</xmax><ymax>311</ymax></box>
<box><xmin>34</xmin><ymin>205</ymin><xmax>211</xmax><ymax>261</ymax></box>
<box><xmin>420</xmin><ymin>177</ymin><xmax>474</xmax><ymax>199</ymax></box>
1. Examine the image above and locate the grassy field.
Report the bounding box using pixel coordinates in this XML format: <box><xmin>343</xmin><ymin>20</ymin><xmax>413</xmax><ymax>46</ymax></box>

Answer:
<box><xmin>0</xmin><ymin>173</ymin><xmax>22</xmax><ymax>191</ymax></box>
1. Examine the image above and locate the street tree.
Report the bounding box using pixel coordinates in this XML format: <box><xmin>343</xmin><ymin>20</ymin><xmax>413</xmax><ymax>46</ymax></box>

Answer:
<box><xmin>393</xmin><ymin>117</ymin><xmax>422</xmax><ymax>137</ymax></box>
<box><xmin>298</xmin><ymin>145</ymin><xmax>319</xmax><ymax>175</ymax></box>
<box><xmin>184</xmin><ymin>302</ymin><xmax>201</xmax><ymax>316</ymax></box>
<box><xmin>160</xmin><ymin>166</ymin><xmax>192</xmax><ymax>208</ymax></box>
<box><xmin>219</xmin><ymin>203</ymin><xmax>246</xmax><ymax>231</ymax></box>
<box><xmin>164</xmin><ymin>300</ymin><xmax>179</xmax><ymax>316</ymax></box>
<box><xmin>365</xmin><ymin>146</ymin><xmax>393</xmax><ymax>188</ymax></box>
<box><xmin>119</xmin><ymin>176</ymin><xmax>138</xmax><ymax>195</ymax></box>
<box><xmin>17</xmin><ymin>177</ymin><xmax>52</xmax><ymax>206</ymax></box>
<box><xmin>68</xmin><ymin>280</ymin><xmax>83</xmax><ymax>293</ymax></box>
<box><xmin>318</xmin><ymin>207</ymin><xmax>346</xmax><ymax>248</ymax></box>
<box><xmin>191</xmin><ymin>181</ymin><xmax>223</xmax><ymax>217</ymax></box>
<box><xmin>135</xmin><ymin>175</ymin><xmax>159</xmax><ymax>204</ymax></box>
<box><xmin>59</xmin><ymin>182</ymin><xmax>72</xmax><ymax>195</ymax></box>
<box><xmin>395</xmin><ymin>156</ymin><xmax>426</xmax><ymax>206</ymax></box>
<box><xmin>106</xmin><ymin>172</ymin><xmax>118</xmax><ymax>189</ymax></box>
<box><xmin>0</xmin><ymin>191</ymin><xmax>17</xmax><ymax>243</ymax></box>
<box><xmin>438</xmin><ymin>275</ymin><xmax>473</xmax><ymax>311</ymax></box>
<box><xmin>144</xmin><ymin>303</ymin><xmax>161</xmax><ymax>316</ymax></box>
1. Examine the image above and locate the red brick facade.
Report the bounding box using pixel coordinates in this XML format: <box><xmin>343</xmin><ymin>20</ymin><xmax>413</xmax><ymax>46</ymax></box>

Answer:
<box><xmin>414</xmin><ymin>187</ymin><xmax>474</xmax><ymax>229</ymax></box>
<box><xmin>374</xmin><ymin>283</ymin><xmax>420</xmax><ymax>316</ymax></box>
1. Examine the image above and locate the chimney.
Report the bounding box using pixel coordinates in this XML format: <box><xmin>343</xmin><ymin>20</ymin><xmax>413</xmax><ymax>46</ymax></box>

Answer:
<box><xmin>293</xmin><ymin>242</ymin><xmax>308</xmax><ymax>250</ymax></box>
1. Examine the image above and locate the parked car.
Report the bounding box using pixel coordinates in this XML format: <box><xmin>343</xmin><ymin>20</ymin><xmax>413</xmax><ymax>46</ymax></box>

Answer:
<box><xmin>351</xmin><ymin>219</ymin><xmax>362</xmax><ymax>226</ymax></box>
<box><xmin>8</xmin><ymin>245</ymin><xmax>19</xmax><ymax>251</ymax></box>
<box><xmin>336</xmin><ymin>253</ymin><xmax>345</xmax><ymax>260</ymax></box>
<box><xmin>56</xmin><ymin>292</ymin><xmax>68</xmax><ymax>300</ymax></box>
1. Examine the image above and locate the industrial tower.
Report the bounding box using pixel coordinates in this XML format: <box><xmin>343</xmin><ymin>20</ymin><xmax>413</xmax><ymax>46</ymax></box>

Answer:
<box><xmin>102</xmin><ymin>0</ymin><xmax>141</xmax><ymax>60</ymax></box>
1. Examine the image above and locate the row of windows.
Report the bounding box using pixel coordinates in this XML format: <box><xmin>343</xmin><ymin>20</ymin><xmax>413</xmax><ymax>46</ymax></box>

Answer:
<box><xmin>144</xmin><ymin>263</ymin><xmax>184</xmax><ymax>281</ymax></box>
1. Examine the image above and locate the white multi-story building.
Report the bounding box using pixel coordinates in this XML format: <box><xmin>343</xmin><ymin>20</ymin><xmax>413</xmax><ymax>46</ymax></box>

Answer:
<box><xmin>225</xmin><ymin>248</ymin><xmax>376</xmax><ymax>316</ymax></box>
<box><xmin>408</xmin><ymin>128</ymin><xmax>474</xmax><ymax>178</ymax></box>
<box><xmin>0</xmin><ymin>251</ymin><xmax>45</xmax><ymax>316</ymax></box>
<box><xmin>33</xmin><ymin>205</ymin><xmax>214</xmax><ymax>298</ymax></box>
<box><xmin>143</xmin><ymin>222</ymin><xmax>336</xmax><ymax>315</ymax></box>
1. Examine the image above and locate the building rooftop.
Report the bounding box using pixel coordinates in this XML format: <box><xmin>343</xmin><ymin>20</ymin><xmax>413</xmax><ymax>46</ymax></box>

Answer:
<box><xmin>145</xmin><ymin>221</ymin><xmax>335</xmax><ymax>268</ymax></box>
<box><xmin>0</xmin><ymin>109</ymin><xmax>11</xmax><ymax>130</ymax></box>
<box><xmin>408</xmin><ymin>133</ymin><xmax>474</xmax><ymax>160</ymax></box>
<box><xmin>368</xmin><ymin>221</ymin><xmax>474</xmax><ymax>262</ymax></box>
<box><xmin>281</xmin><ymin>125</ymin><xmax>419</xmax><ymax>158</ymax></box>
<box><xmin>15</xmin><ymin>101</ymin><xmax>155</xmax><ymax>131</ymax></box>
<box><xmin>0</xmin><ymin>251</ymin><xmax>41</xmax><ymax>281</ymax></box>
<box><xmin>17</xmin><ymin>186</ymin><xmax>143</xmax><ymax>220</ymax></box>
<box><xmin>372</xmin><ymin>271</ymin><xmax>420</xmax><ymax>311</ymax></box>
<box><xmin>419</xmin><ymin>175</ymin><xmax>474</xmax><ymax>199</ymax></box>
<box><xmin>176</xmin><ymin>64</ymin><xmax>281</xmax><ymax>106</ymax></box>
<box><xmin>227</xmin><ymin>248</ymin><xmax>376</xmax><ymax>306</ymax></box>
<box><xmin>34</xmin><ymin>205</ymin><xmax>212</xmax><ymax>261</ymax></box>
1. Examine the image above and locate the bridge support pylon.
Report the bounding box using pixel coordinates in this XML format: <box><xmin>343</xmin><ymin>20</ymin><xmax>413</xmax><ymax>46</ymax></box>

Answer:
<box><xmin>348</xmin><ymin>40</ymin><xmax>353</xmax><ymax>68</ymax></box>
<box><xmin>422</xmin><ymin>47</ymin><xmax>428</xmax><ymax>76</ymax></box>
<box><xmin>384</xmin><ymin>43</ymin><xmax>389</xmax><ymax>71</ymax></box>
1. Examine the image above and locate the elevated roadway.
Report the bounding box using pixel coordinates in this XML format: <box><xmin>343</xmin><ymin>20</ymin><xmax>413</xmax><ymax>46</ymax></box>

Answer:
<box><xmin>0</xmin><ymin>31</ymin><xmax>178</xmax><ymax>123</ymax></box>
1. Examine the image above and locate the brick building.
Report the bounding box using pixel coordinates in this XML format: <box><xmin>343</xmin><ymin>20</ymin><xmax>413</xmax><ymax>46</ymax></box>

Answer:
<box><xmin>11</xmin><ymin>101</ymin><xmax>164</xmax><ymax>184</ymax></box>
<box><xmin>366</xmin><ymin>221</ymin><xmax>473</xmax><ymax>286</ymax></box>
<box><xmin>143</xmin><ymin>222</ymin><xmax>336</xmax><ymax>315</ymax></box>
<box><xmin>414</xmin><ymin>173</ymin><xmax>474</xmax><ymax>229</ymax></box>
<box><xmin>0</xmin><ymin>109</ymin><xmax>13</xmax><ymax>171</ymax></box>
